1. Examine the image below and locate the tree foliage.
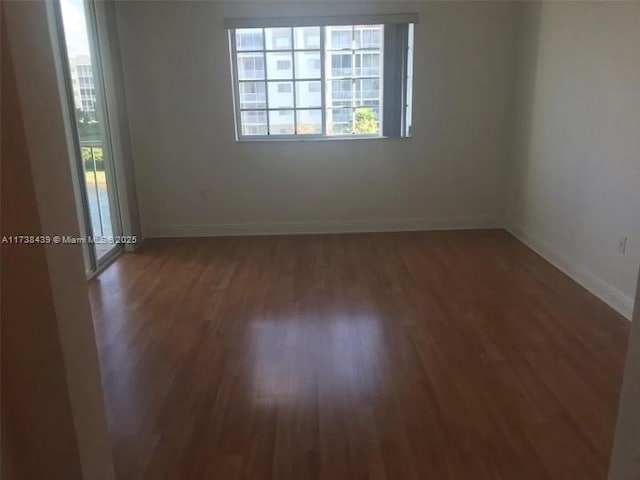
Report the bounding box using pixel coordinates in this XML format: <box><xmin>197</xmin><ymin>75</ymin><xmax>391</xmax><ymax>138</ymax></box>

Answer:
<box><xmin>297</xmin><ymin>124</ymin><xmax>318</xmax><ymax>134</ymax></box>
<box><xmin>354</xmin><ymin>108</ymin><xmax>378</xmax><ymax>134</ymax></box>
<box><xmin>82</xmin><ymin>146</ymin><xmax>105</xmax><ymax>171</ymax></box>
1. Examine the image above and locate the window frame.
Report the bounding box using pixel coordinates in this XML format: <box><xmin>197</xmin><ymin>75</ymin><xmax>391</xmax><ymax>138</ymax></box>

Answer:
<box><xmin>230</xmin><ymin>25</ymin><xmax>386</xmax><ymax>141</ymax></box>
<box><xmin>325</xmin><ymin>25</ymin><xmax>384</xmax><ymax>137</ymax></box>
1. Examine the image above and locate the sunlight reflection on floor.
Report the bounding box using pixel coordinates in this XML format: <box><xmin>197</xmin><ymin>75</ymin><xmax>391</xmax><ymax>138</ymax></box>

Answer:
<box><xmin>250</xmin><ymin>313</ymin><xmax>384</xmax><ymax>402</ymax></box>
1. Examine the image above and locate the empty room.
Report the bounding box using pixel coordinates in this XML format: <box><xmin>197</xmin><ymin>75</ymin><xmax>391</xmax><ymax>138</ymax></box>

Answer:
<box><xmin>3</xmin><ymin>1</ymin><xmax>640</xmax><ymax>479</ymax></box>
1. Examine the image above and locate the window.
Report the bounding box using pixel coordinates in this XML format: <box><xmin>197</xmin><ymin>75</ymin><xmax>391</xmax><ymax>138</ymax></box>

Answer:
<box><xmin>330</xmin><ymin>28</ymin><xmax>352</xmax><ymax>49</ymax></box>
<box><xmin>236</xmin><ymin>28</ymin><xmax>263</xmax><ymax>50</ymax></box>
<box><xmin>238</xmin><ymin>54</ymin><xmax>265</xmax><ymax>80</ymax></box>
<box><xmin>77</xmin><ymin>64</ymin><xmax>93</xmax><ymax>76</ymax></box>
<box><xmin>331</xmin><ymin>54</ymin><xmax>352</xmax><ymax>77</ymax></box>
<box><xmin>239</xmin><ymin>82</ymin><xmax>266</xmax><ymax>109</ymax></box>
<box><xmin>228</xmin><ymin>16</ymin><xmax>415</xmax><ymax>140</ymax></box>
<box><xmin>308</xmin><ymin>58</ymin><xmax>321</xmax><ymax>70</ymax></box>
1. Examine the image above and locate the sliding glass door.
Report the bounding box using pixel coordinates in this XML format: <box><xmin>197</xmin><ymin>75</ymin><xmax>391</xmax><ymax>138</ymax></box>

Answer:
<box><xmin>56</xmin><ymin>0</ymin><xmax>122</xmax><ymax>271</ymax></box>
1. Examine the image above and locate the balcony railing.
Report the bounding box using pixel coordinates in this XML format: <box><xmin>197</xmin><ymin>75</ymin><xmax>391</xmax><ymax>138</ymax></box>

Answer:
<box><xmin>80</xmin><ymin>140</ymin><xmax>112</xmax><ymax>240</ymax></box>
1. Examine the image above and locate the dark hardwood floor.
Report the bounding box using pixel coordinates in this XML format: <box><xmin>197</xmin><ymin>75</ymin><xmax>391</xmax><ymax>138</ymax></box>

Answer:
<box><xmin>89</xmin><ymin>230</ymin><xmax>630</xmax><ymax>480</ymax></box>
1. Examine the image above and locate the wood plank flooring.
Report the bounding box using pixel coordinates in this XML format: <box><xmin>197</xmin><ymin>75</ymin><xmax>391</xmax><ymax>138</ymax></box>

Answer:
<box><xmin>89</xmin><ymin>230</ymin><xmax>630</xmax><ymax>480</ymax></box>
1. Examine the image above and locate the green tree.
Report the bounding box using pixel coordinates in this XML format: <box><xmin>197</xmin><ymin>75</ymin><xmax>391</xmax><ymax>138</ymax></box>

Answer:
<box><xmin>82</xmin><ymin>145</ymin><xmax>104</xmax><ymax>171</ymax></box>
<box><xmin>354</xmin><ymin>108</ymin><xmax>378</xmax><ymax>134</ymax></box>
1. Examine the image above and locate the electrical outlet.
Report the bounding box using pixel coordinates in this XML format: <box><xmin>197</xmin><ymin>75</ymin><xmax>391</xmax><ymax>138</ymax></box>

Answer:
<box><xmin>619</xmin><ymin>236</ymin><xmax>628</xmax><ymax>255</ymax></box>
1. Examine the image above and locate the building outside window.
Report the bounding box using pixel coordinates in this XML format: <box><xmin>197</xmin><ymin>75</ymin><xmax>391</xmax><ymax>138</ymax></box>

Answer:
<box><xmin>229</xmin><ymin>18</ymin><xmax>415</xmax><ymax>139</ymax></box>
<box><xmin>69</xmin><ymin>55</ymin><xmax>98</xmax><ymax>123</ymax></box>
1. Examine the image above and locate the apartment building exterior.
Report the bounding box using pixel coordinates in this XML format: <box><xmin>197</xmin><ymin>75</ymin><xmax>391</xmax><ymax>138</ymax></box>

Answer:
<box><xmin>235</xmin><ymin>25</ymin><xmax>383</xmax><ymax>136</ymax></box>
<box><xmin>69</xmin><ymin>54</ymin><xmax>98</xmax><ymax>122</ymax></box>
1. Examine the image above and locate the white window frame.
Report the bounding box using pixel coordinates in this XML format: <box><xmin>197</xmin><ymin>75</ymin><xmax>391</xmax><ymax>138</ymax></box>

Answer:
<box><xmin>230</xmin><ymin>25</ymin><xmax>386</xmax><ymax>141</ymax></box>
<box><xmin>224</xmin><ymin>12</ymin><xmax>419</xmax><ymax>141</ymax></box>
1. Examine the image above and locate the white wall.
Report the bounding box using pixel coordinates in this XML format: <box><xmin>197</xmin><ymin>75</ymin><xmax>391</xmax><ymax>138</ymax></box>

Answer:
<box><xmin>507</xmin><ymin>2</ymin><xmax>640</xmax><ymax>319</ymax></box>
<box><xmin>114</xmin><ymin>1</ymin><xmax>519</xmax><ymax>237</ymax></box>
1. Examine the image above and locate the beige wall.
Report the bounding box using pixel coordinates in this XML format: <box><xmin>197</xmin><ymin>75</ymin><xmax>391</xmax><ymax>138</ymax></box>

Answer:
<box><xmin>114</xmin><ymin>1</ymin><xmax>519</xmax><ymax>237</ymax></box>
<box><xmin>2</xmin><ymin>2</ymin><xmax>115</xmax><ymax>479</ymax></box>
<box><xmin>2</xmin><ymin>13</ymin><xmax>83</xmax><ymax>478</ymax></box>
<box><xmin>507</xmin><ymin>1</ymin><xmax>640</xmax><ymax>318</ymax></box>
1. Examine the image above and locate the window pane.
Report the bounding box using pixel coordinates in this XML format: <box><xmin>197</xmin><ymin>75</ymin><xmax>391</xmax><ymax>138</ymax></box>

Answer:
<box><xmin>354</xmin><ymin>26</ymin><xmax>382</xmax><ymax>49</ymax></box>
<box><xmin>296</xmin><ymin>110</ymin><xmax>322</xmax><ymax>134</ymax></box>
<box><xmin>232</xmin><ymin>23</ymin><xmax>390</xmax><ymax>139</ymax></box>
<box><xmin>236</xmin><ymin>28</ymin><xmax>263</xmax><ymax>51</ymax></box>
<box><xmin>330</xmin><ymin>53</ymin><xmax>351</xmax><ymax>77</ymax></box>
<box><xmin>294</xmin><ymin>27</ymin><xmax>320</xmax><ymax>49</ymax></box>
<box><xmin>267</xmin><ymin>82</ymin><xmax>294</xmax><ymax>108</ymax></box>
<box><xmin>354</xmin><ymin>78</ymin><xmax>380</xmax><ymax>106</ymax></box>
<box><xmin>326</xmin><ymin>107</ymin><xmax>352</xmax><ymax>134</ymax></box>
<box><xmin>326</xmin><ymin>107</ymin><xmax>380</xmax><ymax>135</ymax></box>
<box><xmin>239</xmin><ymin>81</ymin><xmax>266</xmax><ymax>109</ymax></box>
<box><xmin>269</xmin><ymin>110</ymin><xmax>294</xmax><ymax>134</ymax></box>
<box><xmin>295</xmin><ymin>81</ymin><xmax>321</xmax><ymax>107</ymax></box>
<box><xmin>295</xmin><ymin>51</ymin><xmax>321</xmax><ymax>79</ymax></box>
<box><xmin>355</xmin><ymin>52</ymin><xmax>381</xmax><ymax>77</ymax></box>
<box><xmin>265</xmin><ymin>27</ymin><xmax>292</xmax><ymax>50</ymax></box>
<box><xmin>241</xmin><ymin>110</ymin><xmax>267</xmax><ymax>135</ymax></box>
<box><xmin>266</xmin><ymin>52</ymin><xmax>293</xmax><ymax>80</ymax></box>
<box><xmin>331</xmin><ymin>108</ymin><xmax>352</xmax><ymax>123</ymax></box>
<box><xmin>329</xmin><ymin>123</ymin><xmax>352</xmax><ymax>134</ymax></box>
<box><xmin>238</xmin><ymin>53</ymin><xmax>265</xmax><ymax>80</ymax></box>
<box><xmin>328</xmin><ymin>79</ymin><xmax>352</xmax><ymax>107</ymax></box>
<box><xmin>327</xmin><ymin>26</ymin><xmax>352</xmax><ymax>49</ymax></box>
<box><xmin>354</xmin><ymin>107</ymin><xmax>380</xmax><ymax>134</ymax></box>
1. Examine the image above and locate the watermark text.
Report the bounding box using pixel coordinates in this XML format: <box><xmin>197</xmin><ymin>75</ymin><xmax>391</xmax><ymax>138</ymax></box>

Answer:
<box><xmin>2</xmin><ymin>235</ymin><xmax>138</xmax><ymax>245</ymax></box>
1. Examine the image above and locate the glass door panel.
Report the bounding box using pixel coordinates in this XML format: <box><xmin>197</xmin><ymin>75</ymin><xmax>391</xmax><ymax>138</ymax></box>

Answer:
<box><xmin>58</xmin><ymin>0</ymin><xmax>121</xmax><ymax>269</ymax></box>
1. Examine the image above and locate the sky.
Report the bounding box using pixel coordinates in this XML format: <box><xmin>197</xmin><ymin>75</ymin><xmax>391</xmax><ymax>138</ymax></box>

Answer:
<box><xmin>60</xmin><ymin>0</ymin><xmax>91</xmax><ymax>59</ymax></box>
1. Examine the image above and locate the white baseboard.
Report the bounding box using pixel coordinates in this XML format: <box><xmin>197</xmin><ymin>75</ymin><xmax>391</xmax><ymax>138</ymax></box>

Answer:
<box><xmin>144</xmin><ymin>215</ymin><xmax>500</xmax><ymax>239</ymax></box>
<box><xmin>507</xmin><ymin>224</ymin><xmax>634</xmax><ymax>320</ymax></box>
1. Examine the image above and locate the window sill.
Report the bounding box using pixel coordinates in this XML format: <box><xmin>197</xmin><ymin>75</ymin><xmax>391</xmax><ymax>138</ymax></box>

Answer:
<box><xmin>235</xmin><ymin>134</ymin><xmax>410</xmax><ymax>143</ymax></box>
